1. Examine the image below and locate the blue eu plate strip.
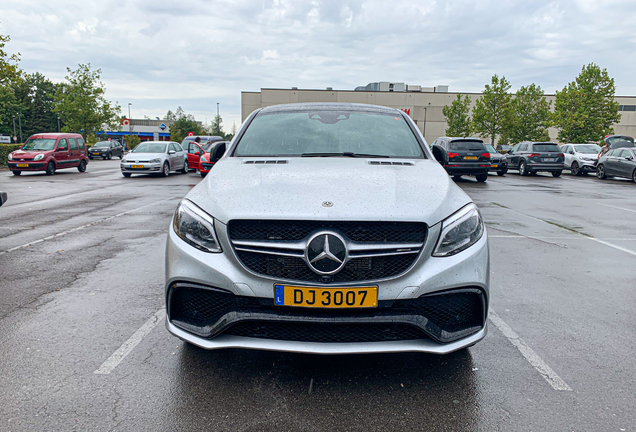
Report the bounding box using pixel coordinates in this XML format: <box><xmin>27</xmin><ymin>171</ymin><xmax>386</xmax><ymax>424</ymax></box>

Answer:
<box><xmin>274</xmin><ymin>285</ymin><xmax>285</xmax><ymax>305</ymax></box>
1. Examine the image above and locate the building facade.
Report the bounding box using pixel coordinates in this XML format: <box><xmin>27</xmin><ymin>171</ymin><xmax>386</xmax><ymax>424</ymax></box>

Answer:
<box><xmin>242</xmin><ymin>84</ymin><xmax>636</xmax><ymax>145</ymax></box>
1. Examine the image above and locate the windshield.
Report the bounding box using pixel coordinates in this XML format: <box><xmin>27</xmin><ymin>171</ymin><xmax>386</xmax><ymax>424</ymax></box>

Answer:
<box><xmin>533</xmin><ymin>144</ymin><xmax>560</xmax><ymax>152</ymax></box>
<box><xmin>449</xmin><ymin>140</ymin><xmax>485</xmax><ymax>151</ymax></box>
<box><xmin>574</xmin><ymin>144</ymin><xmax>601</xmax><ymax>154</ymax></box>
<box><xmin>22</xmin><ymin>138</ymin><xmax>57</xmax><ymax>151</ymax></box>
<box><xmin>484</xmin><ymin>144</ymin><xmax>497</xmax><ymax>153</ymax></box>
<box><xmin>93</xmin><ymin>142</ymin><xmax>110</xmax><ymax>148</ymax></box>
<box><xmin>234</xmin><ymin>110</ymin><xmax>423</xmax><ymax>158</ymax></box>
<box><xmin>132</xmin><ymin>143</ymin><xmax>167</xmax><ymax>153</ymax></box>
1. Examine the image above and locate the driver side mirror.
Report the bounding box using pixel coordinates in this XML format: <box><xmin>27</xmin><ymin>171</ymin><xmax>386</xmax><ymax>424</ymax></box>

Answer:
<box><xmin>168</xmin><ymin>150</ymin><xmax>176</xmax><ymax>155</ymax></box>
<box><xmin>431</xmin><ymin>145</ymin><xmax>448</xmax><ymax>165</ymax></box>
<box><xmin>58</xmin><ymin>147</ymin><xmax>67</xmax><ymax>152</ymax></box>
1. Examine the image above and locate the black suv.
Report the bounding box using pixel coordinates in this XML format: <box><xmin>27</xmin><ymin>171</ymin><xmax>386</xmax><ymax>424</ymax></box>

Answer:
<box><xmin>431</xmin><ymin>137</ymin><xmax>491</xmax><ymax>182</ymax></box>
<box><xmin>88</xmin><ymin>141</ymin><xmax>124</xmax><ymax>160</ymax></box>
<box><xmin>506</xmin><ymin>142</ymin><xmax>564</xmax><ymax>177</ymax></box>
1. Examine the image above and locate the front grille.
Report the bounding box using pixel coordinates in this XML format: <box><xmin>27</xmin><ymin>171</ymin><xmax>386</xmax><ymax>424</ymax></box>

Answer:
<box><xmin>168</xmin><ymin>283</ymin><xmax>486</xmax><ymax>344</ymax></box>
<box><xmin>236</xmin><ymin>251</ymin><xmax>416</xmax><ymax>283</ymax></box>
<box><xmin>228</xmin><ymin>220</ymin><xmax>427</xmax><ymax>283</ymax></box>
<box><xmin>228</xmin><ymin>220</ymin><xmax>427</xmax><ymax>243</ymax></box>
<box><xmin>224</xmin><ymin>322</ymin><xmax>426</xmax><ymax>342</ymax></box>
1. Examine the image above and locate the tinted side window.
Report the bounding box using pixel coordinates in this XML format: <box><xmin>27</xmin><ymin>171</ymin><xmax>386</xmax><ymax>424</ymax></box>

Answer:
<box><xmin>620</xmin><ymin>149</ymin><xmax>631</xmax><ymax>158</ymax></box>
<box><xmin>77</xmin><ymin>137</ymin><xmax>85</xmax><ymax>150</ymax></box>
<box><xmin>606</xmin><ymin>150</ymin><xmax>615</xmax><ymax>157</ymax></box>
<box><xmin>57</xmin><ymin>139</ymin><xmax>68</xmax><ymax>150</ymax></box>
<box><xmin>519</xmin><ymin>144</ymin><xmax>528</xmax><ymax>152</ymax></box>
<box><xmin>175</xmin><ymin>143</ymin><xmax>184</xmax><ymax>152</ymax></box>
<box><xmin>69</xmin><ymin>138</ymin><xmax>78</xmax><ymax>150</ymax></box>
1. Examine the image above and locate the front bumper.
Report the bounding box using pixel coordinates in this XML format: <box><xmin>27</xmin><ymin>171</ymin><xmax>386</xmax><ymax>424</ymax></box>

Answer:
<box><xmin>579</xmin><ymin>162</ymin><xmax>597</xmax><ymax>172</ymax></box>
<box><xmin>165</xmin><ymin>219</ymin><xmax>490</xmax><ymax>354</ymax></box>
<box><xmin>7</xmin><ymin>162</ymin><xmax>46</xmax><ymax>171</ymax></box>
<box><xmin>121</xmin><ymin>163</ymin><xmax>162</xmax><ymax>173</ymax></box>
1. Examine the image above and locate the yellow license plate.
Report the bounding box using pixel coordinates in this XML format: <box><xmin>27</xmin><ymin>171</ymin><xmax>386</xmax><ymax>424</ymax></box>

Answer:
<box><xmin>131</xmin><ymin>165</ymin><xmax>144</xmax><ymax>168</ymax></box>
<box><xmin>274</xmin><ymin>285</ymin><xmax>378</xmax><ymax>308</ymax></box>
<box><xmin>16</xmin><ymin>163</ymin><xmax>29</xmax><ymax>167</ymax></box>
<box><xmin>491</xmin><ymin>164</ymin><xmax>498</xmax><ymax>167</ymax></box>
<box><xmin>93</xmin><ymin>152</ymin><xmax>100</xmax><ymax>155</ymax></box>
<box><xmin>464</xmin><ymin>156</ymin><xmax>478</xmax><ymax>160</ymax></box>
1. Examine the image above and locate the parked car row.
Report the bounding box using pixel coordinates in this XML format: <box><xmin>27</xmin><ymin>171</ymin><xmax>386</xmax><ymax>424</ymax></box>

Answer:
<box><xmin>430</xmin><ymin>134</ymin><xmax>635</xmax><ymax>183</ymax></box>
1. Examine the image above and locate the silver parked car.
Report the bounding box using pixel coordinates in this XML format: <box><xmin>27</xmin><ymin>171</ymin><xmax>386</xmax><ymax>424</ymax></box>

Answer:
<box><xmin>121</xmin><ymin>141</ymin><xmax>188</xmax><ymax>177</ymax></box>
<box><xmin>165</xmin><ymin>103</ymin><xmax>490</xmax><ymax>355</ymax></box>
<box><xmin>560</xmin><ymin>143</ymin><xmax>601</xmax><ymax>176</ymax></box>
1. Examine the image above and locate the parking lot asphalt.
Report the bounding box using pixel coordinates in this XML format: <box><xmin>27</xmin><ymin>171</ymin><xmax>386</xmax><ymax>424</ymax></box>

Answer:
<box><xmin>0</xmin><ymin>160</ymin><xmax>634</xmax><ymax>431</ymax></box>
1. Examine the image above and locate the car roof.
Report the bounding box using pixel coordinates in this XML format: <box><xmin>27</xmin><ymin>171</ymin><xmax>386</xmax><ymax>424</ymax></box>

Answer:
<box><xmin>258</xmin><ymin>102</ymin><xmax>402</xmax><ymax>115</ymax></box>
<box><xmin>29</xmin><ymin>133</ymin><xmax>82</xmax><ymax>138</ymax></box>
<box><xmin>442</xmin><ymin>137</ymin><xmax>484</xmax><ymax>142</ymax></box>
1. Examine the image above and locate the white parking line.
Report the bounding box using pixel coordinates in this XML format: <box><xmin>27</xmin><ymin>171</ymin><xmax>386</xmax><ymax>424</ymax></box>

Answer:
<box><xmin>489</xmin><ymin>310</ymin><xmax>572</xmax><ymax>391</ymax></box>
<box><xmin>0</xmin><ymin>197</ymin><xmax>177</xmax><ymax>256</ymax></box>
<box><xmin>598</xmin><ymin>203</ymin><xmax>636</xmax><ymax>214</ymax></box>
<box><xmin>94</xmin><ymin>309</ymin><xmax>166</xmax><ymax>375</ymax></box>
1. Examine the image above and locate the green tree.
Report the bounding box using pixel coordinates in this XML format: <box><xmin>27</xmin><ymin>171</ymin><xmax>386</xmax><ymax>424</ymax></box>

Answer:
<box><xmin>164</xmin><ymin>110</ymin><xmax>176</xmax><ymax>121</ymax></box>
<box><xmin>553</xmin><ymin>63</ymin><xmax>621</xmax><ymax>143</ymax></box>
<box><xmin>169</xmin><ymin>107</ymin><xmax>202</xmax><ymax>142</ymax></box>
<box><xmin>508</xmin><ymin>84</ymin><xmax>552</xmax><ymax>143</ymax></box>
<box><xmin>472</xmin><ymin>75</ymin><xmax>513</xmax><ymax>146</ymax></box>
<box><xmin>0</xmin><ymin>27</ymin><xmax>21</xmax><ymax>87</ymax></box>
<box><xmin>0</xmin><ymin>27</ymin><xmax>23</xmax><ymax>136</ymax></box>
<box><xmin>443</xmin><ymin>94</ymin><xmax>472</xmax><ymax>137</ymax></box>
<box><xmin>209</xmin><ymin>115</ymin><xmax>224</xmax><ymax>138</ymax></box>
<box><xmin>13</xmin><ymin>73</ymin><xmax>59</xmax><ymax>136</ymax></box>
<box><xmin>53</xmin><ymin>63</ymin><xmax>121</xmax><ymax>138</ymax></box>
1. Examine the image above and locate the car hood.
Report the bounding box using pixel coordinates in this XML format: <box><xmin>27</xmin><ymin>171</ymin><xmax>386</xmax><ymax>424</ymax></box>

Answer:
<box><xmin>186</xmin><ymin>158</ymin><xmax>473</xmax><ymax>226</ymax></box>
<box><xmin>124</xmin><ymin>153</ymin><xmax>166</xmax><ymax>160</ymax></box>
<box><xmin>10</xmin><ymin>150</ymin><xmax>52</xmax><ymax>158</ymax></box>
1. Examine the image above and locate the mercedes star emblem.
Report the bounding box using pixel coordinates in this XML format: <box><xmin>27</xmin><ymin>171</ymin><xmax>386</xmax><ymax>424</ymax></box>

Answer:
<box><xmin>305</xmin><ymin>232</ymin><xmax>347</xmax><ymax>275</ymax></box>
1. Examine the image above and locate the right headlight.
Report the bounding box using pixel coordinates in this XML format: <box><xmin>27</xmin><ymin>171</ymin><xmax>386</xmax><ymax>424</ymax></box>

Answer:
<box><xmin>433</xmin><ymin>203</ymin><xmax>484</xmax><ymax>257</ymax></box>
<box><xmin>150</xmin><ymin>158</ymin><xmax>161</xmax><ymax>163</ymax></box>
<box><xmin>173</xmin><ymin>200</ymin><xmax>222</xmax><ymax>253</ymax></box>
<box><xmin>8</xmin><ymin>153</ymin><xmax>13</xmax><ymax>160</ymax></box>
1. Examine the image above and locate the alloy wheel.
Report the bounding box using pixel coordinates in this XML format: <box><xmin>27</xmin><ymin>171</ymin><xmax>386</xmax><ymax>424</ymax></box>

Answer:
<box><xmin>571</xmin><ymin>162</ymin><xmax>579</xmax><ymax>176</ymax></box>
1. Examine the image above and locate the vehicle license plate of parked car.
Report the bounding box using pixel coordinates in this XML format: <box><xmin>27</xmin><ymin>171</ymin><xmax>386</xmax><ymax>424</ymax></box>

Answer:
<box><xmin>463</xmin><ymin>156</ymin><xmax>478</xmax><ymax>160</ymax></box>
<box><xmin>491</xmin><ymin>164</ymin><xmax>498</xmax><ymax>167</ymax></box>
<box><xmin>93</xmin><ymin>152</ymin><xmax>100</xmax><ymax>155</ymax></box>
<box><xmin>131</xmin><ymin>165</ymin><xmax>144</xmax><ymax>168</ymax></box>
<box><xmin>542</xmin><ymin>158</ymin><xmax>555</xmax><ymax>162</ymax></box>
<box><xmin>16</xmin><ymin>163</ymin><xmax>29</xmax><ymax>167</ymax></box>
<box><xmin>274</xmin><ymin>285</ymin><xmax>378</xmax><ymax>308</ymax></box>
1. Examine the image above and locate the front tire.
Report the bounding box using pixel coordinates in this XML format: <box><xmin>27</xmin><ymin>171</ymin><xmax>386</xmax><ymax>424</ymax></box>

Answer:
<box><xmin>78</xmin><ymin>160</ymin><xmax>87</xmax><ymax>172</ymax></box>
<box><xmin>552</xmin><ymin>171</ymin><xmax>562</xmax><ymax>177</ymax></box>
<box><xmin>571</xmin><ymin>162</ymin><xmax>580</xmax><ymax>176</ymax></box>
<box><xmin>180</xmin><ymin>160</ymin><xmax>189</xmax><ymax>174</ymax></box>
<box><xmin>475</xmin><ymin>173</ymin><xmax>488</xmax><ymax>182</ymax></box>
<box><xmin>519</xmin><ymin>160</ymin><xmax>528</xmax><ymax>176</ymax></box>
<box><xmin>12</xmin><ymin>171</ymin><xmax>21</xmax><ymax>176</ymax></box>
<box><xmin>107</xmin><ymin>152</ymin><xmax>112</xmax><ymax>160</ymax></box>
<box><xmin>122</xmin><ymin>172</ymin><xmax>131</xmax><ymax>178</ymax></box>
<box><xmin>161</xmin><ymin>162</ymin><xmax>170</xmax><ymax>177</ymax></box>
<box><xmin>46</xmin><ymin>162</ymin><xmax>56</xmax><ymax>176</ymax></box>
<box><xmin>597</xmin><ymin>164</ymin><xmax>607</xmax><ymax>179</ymax></box>
<box><xmin>632</xmin><ymin>169</ymin><xmax>636</xmax><ymax>183</ymax></box>
<box><xmin>119</xmin><ymin>153</ymin><xmax>123</xmax><ymax>160</ymax></box>
<box><xmin>497</xmin><ymin>168</ymin><xmax>507</xmax><ymax>176</ymax></box>
<box><xmin>200</xmin><ymin>171</ymin><xmax>207</xmax><ymax>178</ymax></box>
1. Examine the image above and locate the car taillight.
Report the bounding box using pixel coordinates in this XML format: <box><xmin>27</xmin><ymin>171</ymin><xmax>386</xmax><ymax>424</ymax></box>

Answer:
<box><xmin>481</xmin><ymin>152</ymin><xmax>490</xmax><ymax>158</ymax></box>
<box><xmin>448</xmin><ymin>152</ymin><xmax>459</xmax><ymax>158</ymax></box>
<box><xmin>529</xmin><ymin>153</ymin><xmax>540</xmax><ymax>157</ymax></box>
<box><xmin>558</xmin><ymin>153</ymin><xmax>564</xmax><ymax>157</ymax></box>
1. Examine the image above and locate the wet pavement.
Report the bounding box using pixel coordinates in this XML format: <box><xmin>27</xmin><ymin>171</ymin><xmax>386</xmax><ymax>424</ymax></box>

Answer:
<box><xmin>0</xmin><ymin>160</ymin><xmax>634</xmax><ymax>431</ymax></box>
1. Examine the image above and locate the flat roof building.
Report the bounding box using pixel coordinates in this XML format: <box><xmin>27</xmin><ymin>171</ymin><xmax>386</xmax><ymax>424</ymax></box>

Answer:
<box><xmin>242</xmin><ymin>84</ymin><xmax>636</xmax><ymax>144</ymax></box>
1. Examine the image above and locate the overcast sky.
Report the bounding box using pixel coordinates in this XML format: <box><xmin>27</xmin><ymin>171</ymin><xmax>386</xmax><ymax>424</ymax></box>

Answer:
<box><xmin>2</xmin><ymin>0</ymin><xmax>635</xmax><ymax>129</ymax></box>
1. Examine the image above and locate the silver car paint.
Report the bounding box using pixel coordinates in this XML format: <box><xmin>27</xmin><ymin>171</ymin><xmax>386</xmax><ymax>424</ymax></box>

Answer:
<box><xmin>121</xmin><ymin>141</ymin><xmax>186</xmax><ymax>173</ymax></box>
<box><xmin>165</xmin><ymin>104</ymin><xmax>490</xmax><ymax>354</ymax></box>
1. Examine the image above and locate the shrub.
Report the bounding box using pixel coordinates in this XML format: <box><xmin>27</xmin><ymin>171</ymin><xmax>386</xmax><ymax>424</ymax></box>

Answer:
<box><xmin>0</xmin><ymin>144</ymin><xmax>23</xmax><ymax>167</ymax></box>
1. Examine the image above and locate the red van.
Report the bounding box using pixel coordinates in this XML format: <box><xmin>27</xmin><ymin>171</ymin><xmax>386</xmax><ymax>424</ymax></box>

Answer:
<box><xmin>7</xmin><ymin>133</ymin><xmax>89</xmax><ymax>176</ymax></box>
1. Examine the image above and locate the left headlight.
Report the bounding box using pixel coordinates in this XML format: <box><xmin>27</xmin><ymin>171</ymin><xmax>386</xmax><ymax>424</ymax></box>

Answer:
<box><xmin>150</xmin><ymin>158</ymin><xmax>161</xmax><ymax>163</ymax></box>
<box><xmin>34</xmin><ymin>154</ymin><xmax>44</xmax><ymax>161</ymax></box>
<box><xmin>433</xmin><ymin>203</ymin><xmax>484</xmax><ymax>257</ymax></box>
<box><xmin>8</xmin><ymin>153</ymin><xmax>13</xmax><ymax>160</ymax></box>
<box><xmin>173</xmin><ymin>200</ymin><xmax>222</xmax><ymax>253</ymax></box>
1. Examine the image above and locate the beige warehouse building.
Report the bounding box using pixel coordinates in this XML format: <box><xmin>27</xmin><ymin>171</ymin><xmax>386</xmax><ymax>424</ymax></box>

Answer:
<box><xmin>242</xmin><ymin>83</ymin><xmax>636</xmax><ymax>145</ymax></box>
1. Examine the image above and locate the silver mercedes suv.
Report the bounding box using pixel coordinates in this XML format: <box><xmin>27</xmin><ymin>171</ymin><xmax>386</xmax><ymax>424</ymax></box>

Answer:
<box><xmin>165</xmin><ymin>103</ymin><xmax>489</xmax><ymax>355</ymax></box>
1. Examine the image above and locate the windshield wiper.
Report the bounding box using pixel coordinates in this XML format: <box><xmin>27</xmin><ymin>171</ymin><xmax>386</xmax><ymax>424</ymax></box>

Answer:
<box><xmin>301</xmin><ymin>152</ymin><xmax>388</xmax><ymax>158</ymax></box>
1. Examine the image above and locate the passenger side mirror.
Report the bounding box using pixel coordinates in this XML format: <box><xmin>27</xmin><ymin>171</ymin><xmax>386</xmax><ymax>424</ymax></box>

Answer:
<box><xmin>212</xmin><ymin>143</ymin><xmax>226</xmax><ymax>162</ymax></box>
<box><xmin>431</xmin><ymin>145</ymin><xmax>447</xmax><ymax>165</ymax></box>
<box><xmin>168</xmin><ymin>150</ymin><xmax>176</xmax><ymax>155</ymax></box>
<box><xmin>58</xmin><ymin>146</ymin><xmax>67</xmax><ymax>152</ymax></box>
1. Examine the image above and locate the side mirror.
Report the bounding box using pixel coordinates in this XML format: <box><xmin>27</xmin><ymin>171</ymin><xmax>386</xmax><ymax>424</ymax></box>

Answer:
<box><xmin>431</xmin><ymin>145</ymin><xmax>448</xmax><ymax>165</ymax></box>
<box><xmin>212</xmin><ymin>143</ymin><xmax>226</xmax><ymax>162</ymax></box>
<box><xmin>168</xmin><ymin>150</ymin><xmax>176</xmax><ymax>155</ymax></box>
<box><xmin>58</xmin><ymin>147</ymin><xmax>67</xmax><ymax>152</ymax></box>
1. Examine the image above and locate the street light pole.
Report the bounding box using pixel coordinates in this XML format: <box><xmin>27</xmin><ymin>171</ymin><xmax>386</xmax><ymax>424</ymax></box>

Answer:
<box><xmin>12</xmin><ymin>115</ymin><xmax>16</xmax><ymax>141</ymax></box>
<box><xmin>18</xmin><ymin>113</ymin><xmax>23</xmax><ymax>143</ymax></box>
<box><xmin>57</xmin><ymin>116</ymin><xmax>60</xmax><ymax>133</ymax></box>
<box><xmin>128</xmin><ymin>103</ymin><xmax>132</xmax><ymax>148</ymax></box>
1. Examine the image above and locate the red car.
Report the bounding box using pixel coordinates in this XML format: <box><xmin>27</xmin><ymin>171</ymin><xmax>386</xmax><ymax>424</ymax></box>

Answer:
<box><xmin>182</xmin><ymin>136</ymin><xmax>223</xmax><ymax>172</ymax></box>
<box><xmin>198</xmin><ymin>141</ymin><xmax>229</xmax><ymax>177</ymax></box>
<box><xmin>8</xmin><ymin>133</ymin><xmax>89</xmax><ymax>176</ymax></box>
